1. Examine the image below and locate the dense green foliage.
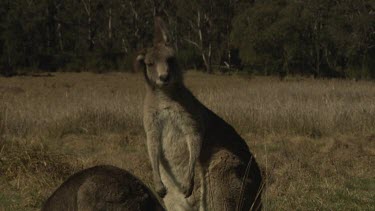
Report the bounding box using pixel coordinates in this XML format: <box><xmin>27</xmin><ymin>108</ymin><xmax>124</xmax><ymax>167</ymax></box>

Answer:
<box><xmin>232</xmin><ymin>0</ymin><xmax>375</xmax><ymax>78</ymax></box>
<box><xmin>0</xmin><ymin>0</ymin><xmax>374</xmax><ymax>78</ymax></box>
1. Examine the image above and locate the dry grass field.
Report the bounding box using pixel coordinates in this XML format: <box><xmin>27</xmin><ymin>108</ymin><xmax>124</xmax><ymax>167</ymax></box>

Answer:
<box><xmin>0</xmin><ymin>72</ymin><xmax>374</xmax><ymax>210</ymax></box>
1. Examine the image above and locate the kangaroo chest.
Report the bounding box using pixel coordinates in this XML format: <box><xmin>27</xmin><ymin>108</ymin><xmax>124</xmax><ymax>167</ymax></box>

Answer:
<box><xmin>156</xmin><ymin>107</ymin><xmax>196</xmax><ymax>164</ymax></box>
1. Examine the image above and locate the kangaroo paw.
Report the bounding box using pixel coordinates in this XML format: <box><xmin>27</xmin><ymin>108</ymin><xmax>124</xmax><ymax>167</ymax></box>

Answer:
<box><xmin>155</xmin><ymin>182</ymin><xmax>167</xmax><ymax>198</ymax></box>
<box><xmin>182</xmin><ymin>177</ymin><xmax>194</xmax><ymax>198</ymax></box>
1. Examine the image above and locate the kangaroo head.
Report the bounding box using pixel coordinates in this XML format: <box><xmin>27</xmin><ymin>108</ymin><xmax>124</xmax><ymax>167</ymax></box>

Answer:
<box><xmin>135</xmin><ymin>17</ymin><xmax>182</xmax><ymax>89</ymax></box>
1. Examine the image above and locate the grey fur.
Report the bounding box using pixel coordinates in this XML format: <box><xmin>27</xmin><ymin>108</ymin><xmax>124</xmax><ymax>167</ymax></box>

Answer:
<box><xmin>42</xmin><ymin>165</ymin><xmax>165</xmax><ymax>211</ymax></box>
<box><xmin>136</xmin><ymin>17</ymin><xmax>262</xmax><ymax>211</ymax></box>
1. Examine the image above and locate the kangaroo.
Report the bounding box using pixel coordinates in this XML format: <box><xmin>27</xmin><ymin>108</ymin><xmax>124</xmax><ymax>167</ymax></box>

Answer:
<box><xmin>42</xmin><ymin>165</ymin><xmax>165</xmax><ymax>211</ymax></box>
<box><xmin>135</xmin><ymin>17</ymin><xmax>262</xmax><ymax>211</ymax></box>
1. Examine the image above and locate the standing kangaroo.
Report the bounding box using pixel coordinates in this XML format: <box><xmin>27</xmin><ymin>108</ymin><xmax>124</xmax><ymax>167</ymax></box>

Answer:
<box><xmin>135</xmin><ymin>18</ymin><xmax>262</xmax><ymax>211</ymax></box>
<box><xmin>42</xmin><ymin>165</ymin><xmax>165</xmax><ymax>211</ymax></box>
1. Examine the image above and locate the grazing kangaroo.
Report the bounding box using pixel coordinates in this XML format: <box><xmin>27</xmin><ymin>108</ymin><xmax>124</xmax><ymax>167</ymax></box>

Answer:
<box><xmin>135</xmin><ymin>17</ymin><xmax>262</xmax><ymax>211</ymax></box>
<box><xmin>42</xmin><ymin>165</ymin><xmax>165</xmax><ymax>211</ymax></box>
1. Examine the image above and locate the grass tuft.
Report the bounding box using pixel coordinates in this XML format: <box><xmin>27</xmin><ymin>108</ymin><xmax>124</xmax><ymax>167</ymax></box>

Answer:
<box><xmin>0</xmin><ymin>138</ymin><xmax>79</xmax><ymax>210</ymax></box>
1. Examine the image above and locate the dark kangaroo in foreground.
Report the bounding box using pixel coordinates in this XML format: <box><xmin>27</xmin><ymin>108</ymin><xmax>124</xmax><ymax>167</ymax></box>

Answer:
<box><xmin>136</xmin><ymin>17</ymin><xmax>263</xmax><ymax>211</ymax></box>
<box><xmin>42</xmin><ymin>165</ymin><xmax>165</xmax><ymax>211</ymax></box>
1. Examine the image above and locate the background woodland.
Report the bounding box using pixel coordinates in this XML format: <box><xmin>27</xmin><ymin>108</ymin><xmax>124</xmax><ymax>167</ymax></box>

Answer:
<box><xmin>0</xmin><ymin>0</ymin><xmax>374</xmax><ymax>79</ymax></box>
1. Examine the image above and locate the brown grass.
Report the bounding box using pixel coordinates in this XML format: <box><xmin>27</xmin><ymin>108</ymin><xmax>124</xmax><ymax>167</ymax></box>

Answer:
<box><xmin>0</xmin><ymin>72</ymin><xmax>374</xmax><ymax>210</ymax></box>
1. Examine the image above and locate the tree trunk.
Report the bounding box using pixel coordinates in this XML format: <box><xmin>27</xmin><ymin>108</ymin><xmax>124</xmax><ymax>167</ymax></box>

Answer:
<box><xmin>361</xmin><ymin>49</ymin><xmax>368</xmax><ymax>78</ymax></box>
<box><xmin>202</xmin><ymin>51</ymin><xmax>212</xmax><ymax>73</ymax></box>
<box><xmin>57</xmin><ymin>23</ymin><xmax>63</xmax><ymax>51</ymax></box>
<box><xmin>82</xmin><ymin>0</ymin><xmax>94</xmax><ymax>51</ymax></box>
<box><xmin>54</xmin><ymin>1</ymin><xmax>63</xmax><ymax>52</ymax></box>
<box><xmin>315</xmin><ymin>44</ymin><xmax>320</xmax><ymax>78</ymax></box>
<box><xmin>88</xmin><ymin>16</ymin><xmax>93</xmax><ymax>50</ymax></box>
<box><xmin>313</xmin><ymin>18</ymin><xmax>322</xmax><ymax>78</ymax></box>
<box><xmin>108</xmin><ymin>7</ymin><xmax>112</xmax><ymax>41</ymax></box>
<box><xmin>128</xmin><ymin>0</ymin><xmax>141</xmax><ymax>49</ymax></box>
<box><xmin>207</xmin><ymin>42</ymin><xmax>212</xmax><ymax>73</ymax></box>
<box><xmin>197</xmin><ymin>10</ymin><xmax>212</xmax><ymax>73</ymax></box>
<box><xmin>7</xmin><ymin>45</ymin><xmax>11</xmax><ymax>67</ymax></box>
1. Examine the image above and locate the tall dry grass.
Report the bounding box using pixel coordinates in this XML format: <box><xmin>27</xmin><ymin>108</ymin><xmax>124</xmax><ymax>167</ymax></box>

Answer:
<box><xmin>0</xmin><ymin>72</ymin><xmax>143</xmax><ymax>138</ymax></box>
<box><xmin>1</xmin><ymin>72</ymin><xmax>374</xmax><ymax>139</ymax></box>
<box><xmin>0</xmin><ymin>72</ymin><xmax>374</xmax><ymax>210</ymax></box>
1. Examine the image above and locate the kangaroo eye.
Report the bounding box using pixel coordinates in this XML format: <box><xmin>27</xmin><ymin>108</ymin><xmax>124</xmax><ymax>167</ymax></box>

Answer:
<box><xmin>146</xmin><ymin>62</ymin><xmax>154</xmax><ymax>66</ymax></box>
<box><xmin>167</xmin><ymin>57</ymin><xmax>176</xmax><ymax>65</ymax></box>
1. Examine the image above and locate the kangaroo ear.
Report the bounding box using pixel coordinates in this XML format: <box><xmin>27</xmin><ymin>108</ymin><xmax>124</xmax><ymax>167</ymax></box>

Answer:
<box><xmin>154</xmin><ymin>17</ymin><xmax>170</xmax><ymax>45</ymax></box>
<box><xmin>133</xmin><ymin>51</ymin><xmax>145</xmax><ymax>72</ymax></box>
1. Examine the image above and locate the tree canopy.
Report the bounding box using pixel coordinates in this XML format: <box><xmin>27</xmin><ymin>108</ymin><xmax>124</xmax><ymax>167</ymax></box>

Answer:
<box><xmin>0</xmin><ymin>0</ymin><xmax>374</xmax><ymax>78</ymax></box>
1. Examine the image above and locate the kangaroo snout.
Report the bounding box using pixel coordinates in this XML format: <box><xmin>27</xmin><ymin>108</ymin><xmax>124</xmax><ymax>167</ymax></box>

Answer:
<box><xmin>159</xmin><ymin>73</ymin><xmax>170</xmax><ymax>83</ymax></box>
